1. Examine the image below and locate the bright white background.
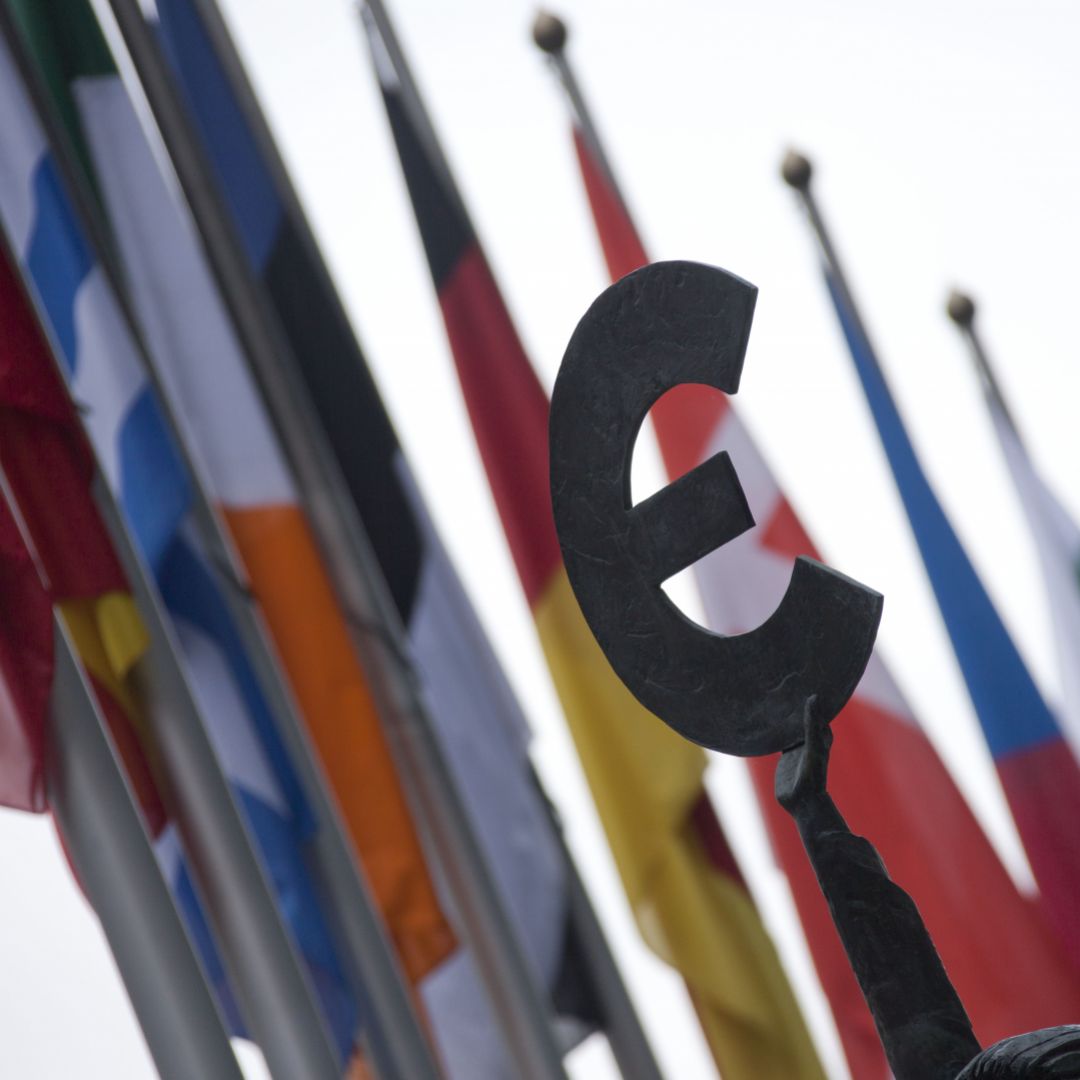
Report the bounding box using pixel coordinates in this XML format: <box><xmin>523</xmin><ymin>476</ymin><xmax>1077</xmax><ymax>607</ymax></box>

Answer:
<box><xmin>1</xmin><ymin>0</ymin><xmax>1078</xmax><ymax>1076</ymax></box>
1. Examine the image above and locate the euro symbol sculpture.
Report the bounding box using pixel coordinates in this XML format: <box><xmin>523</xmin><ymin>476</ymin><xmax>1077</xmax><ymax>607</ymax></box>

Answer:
<box><xmin>549</xmin><ymin>261</ymin><xmax>883</xmax><ymax>756</ymax></box>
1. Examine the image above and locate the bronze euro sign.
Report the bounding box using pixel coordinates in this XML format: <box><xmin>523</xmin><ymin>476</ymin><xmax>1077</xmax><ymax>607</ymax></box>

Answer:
<box><xmin>549</xmin><ymin>261</ymin><xmax>883</xmax><ymax>756</ymax></box>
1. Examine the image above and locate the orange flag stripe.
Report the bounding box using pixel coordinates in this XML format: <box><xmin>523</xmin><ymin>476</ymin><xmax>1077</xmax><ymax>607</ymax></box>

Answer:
<box><xmin>224</xmin><ymin>503</ymin><xmax>455</xmax><ymax>981</ymax></box>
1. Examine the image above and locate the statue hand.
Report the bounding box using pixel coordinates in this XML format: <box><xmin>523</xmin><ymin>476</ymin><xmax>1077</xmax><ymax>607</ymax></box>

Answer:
<box><xmin>775</xmin><ymin>695</ymin><xmax>833</xmax><ymax>815</ymax></box>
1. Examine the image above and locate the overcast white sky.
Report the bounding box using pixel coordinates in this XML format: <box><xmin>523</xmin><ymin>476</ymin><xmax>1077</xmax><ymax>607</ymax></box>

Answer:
<box><xmin>2</xmin><ymin>0</ymin><xmax>1079</xmax><ymax>1076</ymax></box>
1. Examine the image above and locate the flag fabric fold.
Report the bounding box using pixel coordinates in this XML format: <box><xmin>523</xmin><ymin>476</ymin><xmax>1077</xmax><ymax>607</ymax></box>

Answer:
<box><xmin>0</xmin><ymin>235</ymin><xmax>162</xmax><ymax>830</ymax></box>
<box><xmin>0</xmin><ymin>491</ymin><xmax>53</xmax><ymax>814</ymax></box>
<box><xmin>153</xmin><ymin>1</ymin><xmax>589</xmax><ymax>1073</ymax></box>
<box><xmin>822</xmin><ymin>262</ymin><xmax>1080</xmax><ymax>975</ymax></box>
<box><xmin>366</xmin><ymin>14</ymin><xmax>826</xmax><ymax>1078</ymax></box>
<box><xmin>0</xmin><ymin>20</ymin><xmax>360</xmax><ymax>1059</ymax></box>
<box><xmin>0</xmin><ymin>488</ymin><xmax>54</xmax><ymax>815</ymax></box>
<box><xmin>981</xmin><ymin>388</ymin><xmax>1080</xmax><ymax>763</ymax></box>
<box><xmin>12</xmin><ymin>0</ymin><xmax>455</xmax><ymax>988</ymax></box>
<box><xmin>566</xmin><ymin>89</ymin><xmax>1080</xmax><ymax>1075</ymax></box>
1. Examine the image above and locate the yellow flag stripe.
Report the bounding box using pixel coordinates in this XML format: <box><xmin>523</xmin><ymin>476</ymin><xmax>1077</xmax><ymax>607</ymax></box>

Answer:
<box><xmin>57</xmin><ymin>592</ymin><xmax>148</xmax><ymax>713</ymax></box>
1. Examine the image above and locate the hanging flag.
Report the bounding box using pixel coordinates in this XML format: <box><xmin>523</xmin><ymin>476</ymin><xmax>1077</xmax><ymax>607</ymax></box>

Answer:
<box><xmin>0</xmin><ymin>23</ymin><xmax>361</xmax><ymax>1060</ymax></box>
<box><xmin>548</xmin><ymin>32</ymin><xmax>1080</xmax><ymax>1075</ymax></box>
<box><xmin>363</xmin><ymin>11</ymin><xmax>825</xmax><ymax>1079</ymax></box>
<box><xmin>813</xmin><ymin>243</ymin><xmax>1080</xmax><ymax>975</ymax></box>
<box><xmin>0</xmin><ymin>234</ymin><xmax>162</xmax><ymax>831</ymax></box>
<box><xmin>11</xmin><ymin>0</ymin><xmax>454</xmax><ymax>988</ymax></box>
<box><xmin>947</xmin><ymin>293</ymin><xmax>1080</xmax><ymax>763</ymax></box>
<box><xmin>0</xmin><ymin>497</ymin><xmax>52</xmax><ymax>813</ymax></box>
<box><xmin>986</xmin><ymin>397</ymin><xmax>1080</xmax><ymax>755</ymax></box>
<box><xmin>153</xmin><ymin>0</ymin><xmax>592</xmax><ymax>1073</ymax></box>
<box><xmin>0</xmin><ymin>464</ymin><xmax>57</xmax><ymax>815</ymax></box>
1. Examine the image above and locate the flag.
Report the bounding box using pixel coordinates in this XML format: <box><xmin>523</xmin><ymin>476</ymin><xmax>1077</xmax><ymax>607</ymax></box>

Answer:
<box><xmin>564</xmin><ymin>75</ymin><xmax>1080</xmax><ymax>1074</ymax></box>
<box><xmin>0</xmin><ymin>230</ymin><xmax>162</xmax><ymax>831</ymax></box>
<box><xmin>0</xmin><ymin>461</ymin><xmax>57</xmax><ymax>815</ymax></box>
<box><xmin>821</xmin><ymin>260</ymin><xmax>1080</xmax><ymax>975</ymax></box>
<box><xmin>979</xmin><ymin>376</ymin><xmax>1080</xmax><ymax>764</ymax></box>
<box><xmin>11</xmin><ymin>0</ymin><xmax>454</xmax><ymax>987</ymax></box>
<box><xmin>0</xmin><ymin>24</ymin><xmax>361</xmax><ymax>1059</ymax></box>
<box><xmin>364</xmin><ymin>12</ymin><xmax>826</xmax><ymax>1079</ymax></box>
<box><xmin>153</xmin><ymin>0</ymin><xmax>590</xmax><ymax>1073</ymax></box>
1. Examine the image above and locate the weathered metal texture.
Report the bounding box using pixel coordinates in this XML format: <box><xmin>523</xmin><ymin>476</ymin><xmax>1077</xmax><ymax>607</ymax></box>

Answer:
<box><xmin>549</xmin><ymin>260</ymin><xmax>883</xmax><ymax>756</ymax></box>
<box><xmin>956</xmin><ymin>1027</ymin><xmax>1080</xmax><ymax>1078</ymax></box>
<box><xmin>777</xmin><ymin>701</ymin><xmax>983</xmax><ymax>1080</ymax></box>
<box><xmin>777</xmin><ymin>703</ymin><xmax>1080</xmax><ymax>1080</ymax></box>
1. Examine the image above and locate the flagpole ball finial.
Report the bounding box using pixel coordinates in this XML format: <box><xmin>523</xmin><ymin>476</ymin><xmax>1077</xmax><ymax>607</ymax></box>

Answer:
<box><xmin>780</xmin><ymin>150</ymin><xmax>813</xmax><ymax>191</ymax></box>
<box><xmin>532</xmin><ymin>11</ymin><xmax>568</xmax><ymax>54</ymax></box>
<box><xmin>946</xmin><ymin>290</ymin><xmax>976</xmax><ymax>327</ymax></box>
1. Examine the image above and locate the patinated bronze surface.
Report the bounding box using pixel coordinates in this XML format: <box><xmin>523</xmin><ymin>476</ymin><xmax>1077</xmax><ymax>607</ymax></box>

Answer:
<box><xmin>549</xmin><ymin>260</ymin><xmax>1080</xmax><ymax>1077</ymax></box>
<box><xmin>778</xmin><ymin>701</ymin><xmax>1080</xmax><ymax>1078</ymax></box>
<box><xmin>549</xmin><ymin>260</ymin><xmax>882</xmax><ymax>755</ymax></box>
<box><xmin>778</xmin><ymin>699</ymin><xmax>981</xmax><ymax>1079</ymax></box>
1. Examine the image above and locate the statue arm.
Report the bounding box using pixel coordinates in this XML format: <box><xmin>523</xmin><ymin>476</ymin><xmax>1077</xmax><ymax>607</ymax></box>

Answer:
<box><xmin>777</xmin><ymin>699</ymin><xmax>981</xmax><ymax>1080</ymax></box>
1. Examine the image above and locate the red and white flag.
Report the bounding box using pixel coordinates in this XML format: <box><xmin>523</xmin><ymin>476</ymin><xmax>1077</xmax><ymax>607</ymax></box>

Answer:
<box><xmin>568</xmin><ymin>102</ymin><xmax>1080</xmax><ymax>1076</ymax></box>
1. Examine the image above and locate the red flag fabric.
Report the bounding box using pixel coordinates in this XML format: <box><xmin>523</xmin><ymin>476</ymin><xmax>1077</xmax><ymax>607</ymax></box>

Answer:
<box><xmin>0</xmin><ymin>243</ymin><xmax>163</xmax><ymax>832</ymax></box>
<box><xmin>0</xmin><ymin>490</ymin><xmax>53</xmax><ymax>812</ymax></box>
<box><xmin>570</xmin><ymin>118</ymin><xmax>1080</xmax><ymax>1074</ymax></box>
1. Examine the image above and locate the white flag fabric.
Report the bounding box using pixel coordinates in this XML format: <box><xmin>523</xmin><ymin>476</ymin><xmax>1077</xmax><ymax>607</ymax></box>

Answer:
<box><xmin>986</xmin><ymin>396</ymin><xmax>1080</xmax><ymax>759</ymax></box>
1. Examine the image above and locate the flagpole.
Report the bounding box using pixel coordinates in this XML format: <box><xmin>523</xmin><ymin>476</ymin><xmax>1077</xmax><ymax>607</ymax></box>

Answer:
<box><xmin>781</xmin><ymin>152</ymin><xmax>881</xmax><ymax>355</ymax></box>
<box><xmin>783</xmin><ymin>151</ymin><xmax>1016</xmax><ymax>453</ymax></box>
<box><xmin>359</xmin><ymin>8</ymin><xmax>665</xmax><ymax>1075</ymax></box>
<box><xmin>782</xmin><ymin>151</ymin><xmax>1080</xmax><ymax>984</ymax></box>
<box><xmin>534</xmin><ymin>783</ymin><xmax>665</xmax><ymax>1080</ymax></box>
<box><xmin>947</xmin><ymin>294</ymin><xmax>1080</xmax><ymax>767</ymax></box>
<box><xmin>88</xmin><ymin>478</ymin><xmax>342</xmax><ymax>1080</ymax></box>
<box><xmin>0</xmin><ymin>13</ymin><xmax>439</xmax><ymax>1077</ymax></box>
<box><xmin>530</xmin><ymin>18</ymin><xmax>721</xmax><ymax>1077</ymax></box>
<box><xmin>360</xmin><ymin>1</ymin><xmax>481</xmax><ymax>231</ymax></box>
<box><xmin>945</xmin><ymin>290</ymin><xmax>1023</xmax><ymax>435</ymax></box>
<box><xmin>531</xmin><ymin>11</ymin><xmax>629</xmax><ymax>211</ymax></box>
<box><xmin>99</xmin><ymin>2</ymin><xmax>569</xmax><ymax>1076</ymax></box>
<box><xmin>45</xmin><ymin>614</ymin><xmax>245</xmax><ymax>1080</ymax></box>
<box><xmin>0</xmin><ymin>205</ymin><xmax>342</xmax><ymax>1080</ymax></box>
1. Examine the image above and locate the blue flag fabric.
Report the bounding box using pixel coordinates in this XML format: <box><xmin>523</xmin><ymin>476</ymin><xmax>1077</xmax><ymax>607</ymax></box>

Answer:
<box><xmin>156</xmin><ymin>0</ymin><xmax>283</xmax><ymax>271</ymax></box>
<box><xmin>824</xmin><ymin>269</ymin><xmax>1059</xmax><ymax>759</ymax></box>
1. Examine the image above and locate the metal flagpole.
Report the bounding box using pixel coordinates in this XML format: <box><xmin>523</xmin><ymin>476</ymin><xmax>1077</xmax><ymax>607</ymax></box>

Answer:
<box><xmin>99</xmin><ymin>1</ymin><xmax>568</xmax><ymax>1076</ymax></box>
<box><xmin>359</xmin><ymin>7</ymin><xmax>665</xmax><ymax>1075</ymax></box>
<box><xmin>780</xmin><ymin>150</ymin><xmax>878</xmax><ymax>360</ymax></box>
<box><xmin>89</xmin><ymin>463</ymin><xmax>342</xmax><ymax>1080</ymax></box>
<box><xmin>531</xmin><ymin>11</ymin><xmax>632</xmax><ymax>214</ymax></box>
<box><xmin>533</xmin><ymin>783</ymin><xmax>664</xmax><ymax>1080</ymax></box>
<box><xmin>45</xmin><ymin>614</ymin><xmax>245</xmax><ymax>1080</ymax></box>
<box><xmin>0</xmin><ymin>199</ymin><xmax>341</xmax><ymax>1080</ymax></box>
<box><xmin>521</xmin><ymin>27</ymin><xmax>691</xmax><ymax>1073</ymax></box>
<box><xmin>360</xmin><ymin>0</ymin><xmax>485</xmax><ymax>242</ymax></box>
<box><xmin>0</xmin><ymin>12</ymin><xmax>439</xmax><ymax>1076</ymax></box>
<box><xmin>360</xmin><ymin>5</ymin><xmax>666</xmax><ymax>1071</ymax></box>
<box><xmin>945</xmin><ymin>291</ymin><xmax>1022</xmax><ymax>434</ymax></box>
